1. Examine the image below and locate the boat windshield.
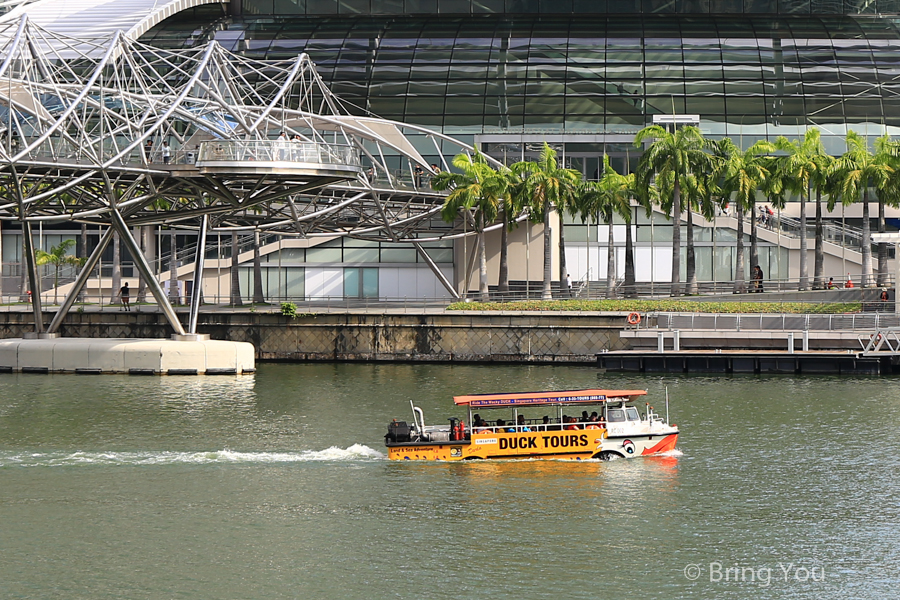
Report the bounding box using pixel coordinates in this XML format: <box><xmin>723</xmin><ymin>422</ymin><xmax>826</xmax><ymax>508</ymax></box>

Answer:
<box><xmin>607</xmin><ymin>408</ymin><xmax>626</xmax><ymax>422</ymax></box>
<box><xmin>626</xmin><ymin>407</ymin><xmax>641</xmax><ymax>421</ymax></box>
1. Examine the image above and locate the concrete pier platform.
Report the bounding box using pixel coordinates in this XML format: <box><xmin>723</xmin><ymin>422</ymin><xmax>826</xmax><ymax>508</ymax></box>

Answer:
<box><xmin>0</xmin><ymin>337</ymin><xmax>255</xmax><ymax>375</ymax></box>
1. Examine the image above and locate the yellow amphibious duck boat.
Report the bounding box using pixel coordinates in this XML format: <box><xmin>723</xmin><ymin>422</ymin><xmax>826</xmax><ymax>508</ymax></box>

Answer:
<box><xmin>384</xmin><ymin>389</ymin><xmax>679</xmax><ymax>461</ymax></box>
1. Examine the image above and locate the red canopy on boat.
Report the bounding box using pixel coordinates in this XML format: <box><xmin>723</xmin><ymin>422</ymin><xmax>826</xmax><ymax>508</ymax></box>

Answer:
<box><xmin>453</xmin><ymin>389</ymin><xmax>647</xmax><ymax>408</ymax></box>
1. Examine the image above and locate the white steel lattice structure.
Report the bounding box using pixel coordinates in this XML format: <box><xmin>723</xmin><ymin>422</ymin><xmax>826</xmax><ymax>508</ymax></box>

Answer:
<box><xmin>0</xmin><ymin>15</ymin><xmax>488</xmax><ymax>335</ymax></box>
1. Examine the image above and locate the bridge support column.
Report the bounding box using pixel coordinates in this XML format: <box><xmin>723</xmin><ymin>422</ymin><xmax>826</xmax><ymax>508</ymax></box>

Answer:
<box><xmin>188</xmin><ymin>215</ymin><xmax>208</xmax><ymax>334</ymax></box>
<box><xmin>414</xmin><ymin>242</ymin><xmax>460</xmax><ymax>300</ymax></box>
<box><xmin>20</xmin><ymin>221</ymin><xmax>44</xmax><ymax>334</ymax></box>
<box><xmin>109</xmin><ymin>209</ymin><xmax>186</xmax><ymax>336</ymax></box>
<box><xmin>12</xmin><ymin>168</ymin><xmax>44</xmax><ymax>334</ymax></box>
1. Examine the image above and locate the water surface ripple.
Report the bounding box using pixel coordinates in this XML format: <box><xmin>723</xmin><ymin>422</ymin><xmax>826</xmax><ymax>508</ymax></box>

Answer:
<box><xmin>0</xmin><ymin>364</ymin><xmax>898</xmax><ymax>599</ymax></box>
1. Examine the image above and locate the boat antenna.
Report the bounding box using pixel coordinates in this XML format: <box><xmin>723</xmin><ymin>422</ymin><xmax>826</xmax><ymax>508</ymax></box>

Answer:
<box><xmin>665</xmin><ymin>386</ymin><xmax>670</xmax><ymax>425</ymax></box>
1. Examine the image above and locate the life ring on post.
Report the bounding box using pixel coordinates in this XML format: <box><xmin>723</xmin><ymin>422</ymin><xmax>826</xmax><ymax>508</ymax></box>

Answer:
<box><xmin>626</xmin><ymin>312</ymin><xmax>642</xmax><ymax>325</ymax></box>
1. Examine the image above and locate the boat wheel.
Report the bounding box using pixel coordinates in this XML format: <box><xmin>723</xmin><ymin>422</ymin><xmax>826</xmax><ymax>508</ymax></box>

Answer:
<box><xmin>598</xmin><ymin>451</ymin><xmax>622</xmax><ymax>461</ymax></box>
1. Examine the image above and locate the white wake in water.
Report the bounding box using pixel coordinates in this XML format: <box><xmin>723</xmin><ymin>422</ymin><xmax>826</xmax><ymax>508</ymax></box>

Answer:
<box><xmin>656</xmin><ymin>449</ymin><xmax>684</xmax><ymax>457</ymax></box>
<box><xmin>0</xmin><ymin>444</ymin><xmax>385</xmax><ymax>467</ymax></box>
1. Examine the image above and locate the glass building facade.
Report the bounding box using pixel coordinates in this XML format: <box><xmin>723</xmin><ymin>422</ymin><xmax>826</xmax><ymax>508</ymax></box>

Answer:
<box><xmin>139</xmin><ymin>1</ymin><xmax>889</xmax><ymax>289</ymax></box>
<box><xmin>144</xmin><ymin>4</ymin><xmax>900</xmax><ymax>155</ymax></box>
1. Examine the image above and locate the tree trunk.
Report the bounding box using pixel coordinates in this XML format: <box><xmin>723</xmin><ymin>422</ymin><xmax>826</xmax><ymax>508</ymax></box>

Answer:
<box><xmin>798</xmin><ymin>192</ymin><xmax>808</xmax><ymax>291</ymax></box>
<box><xmin>252</xmin><ymin>230</ymin><xmax>265</xmax><ymax>303</ymax></box>
<box><xmin>110</xmin><ymin>230</ymin><xmax>121</xmax><ymax>304</ymax></box>
<box><xmin>671</xmin><ymin>179</ymin><xmax>682</xmax><ymax>296</ymax></box>
<box><xmin>685</xmin><ymin>203</ymin><xmax>697</xmax><ymax>294</ymax></box>
<box><xmin>541</xmin><ymin>203</ymin><xmax>553</xmax><ymax>300</ymax></box>
<box><xmin>558</xmin><ymin>208</ymin><xmax>569</xmax><ymax>297</ymax></box>
<box><xmin>878</xmin><ymin>198</ymin><xmax>888</xmax><ymax>286</ymax></box>
<box><xmin>477</xmin><ymin>211</ymin><xmax>489</xmax><ymax>302</ymax></box>
<box><xmin>750</xmin><ymin>198</ymin><xmax>759</xmax><ymax>282</ymax></box>
<box><xmin>230</xmin><ymin>230</ymin><xmax>242</xmax><ymax>306</ymax></box>
<box><xmin>624</xmin><ymin>210</ymin><xmax>636</xmax><ymax>298</ymax></box>
<box><xmin>733</xmin><ymin>201</ymin><xmax>746</xmax><ymax>293</ymax></box>
<box><xmin>498</xmin><ymin>210</ymin><xmax>510</xmax><ymax>296</ymax></box>
<box><xmin>814</xmin><ymin>188</ymin><xmax>824</xmax><ymax>289</ymax></box>
<box><xmin>861</xmin><ymin>188</ymin><xmax>872</xmax><ymax>287</ymax></box>
<box><xmin>606</xmin><ymin>214</ymin><xmax>616</xmax><ymax>298</ymax></box>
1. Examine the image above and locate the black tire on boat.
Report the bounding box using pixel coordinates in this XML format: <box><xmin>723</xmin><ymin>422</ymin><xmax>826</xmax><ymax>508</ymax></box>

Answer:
<box><xmin>597</xmin><ymin>451</ymin><xmax>623</xmax><ymax>461</ymax></box>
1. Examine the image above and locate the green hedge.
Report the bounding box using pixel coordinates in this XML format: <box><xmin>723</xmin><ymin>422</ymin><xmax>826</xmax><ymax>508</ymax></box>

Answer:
<box><xmin>446</xmin><ymin>299</ymin><xmax>862</xmax><ymax>314</ymax></box>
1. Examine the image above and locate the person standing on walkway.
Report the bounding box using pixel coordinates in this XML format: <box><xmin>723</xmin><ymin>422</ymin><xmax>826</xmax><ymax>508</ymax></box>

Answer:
<box><xmin>752</xmin><ymin>265</ymin><xmax>764</xmax><ymax>293</ymax></box>
<box><xmin>161</xmin><ymin>141</ymin><xmax>171</xmax><ymax>165</ymax></box>
<box><xmin>120</xmin><ymin>282</ymin><xmax>131</xmax><ymax>311</ymax></box>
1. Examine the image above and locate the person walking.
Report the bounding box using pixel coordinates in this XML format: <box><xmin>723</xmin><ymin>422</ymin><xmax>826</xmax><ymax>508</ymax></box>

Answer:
<box><xmin>752</xmin><ymin>265</ymin><xmax>764</xmax><ymax>293</ymax></box>
<box><xmin>161</xmin><ymin>141</ymin><xmax>171</xmax><ymax>165</ymax></box>
<box><xmin>120</xmin><ymin>282</ymin><xmax>131</xmax><ymax>311</ymax></box>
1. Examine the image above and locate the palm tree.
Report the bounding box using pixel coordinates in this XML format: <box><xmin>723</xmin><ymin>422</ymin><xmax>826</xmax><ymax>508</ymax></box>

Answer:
<box><xmin>831</xmin><ymin>131</ymin><xmax>893</xmax><ymax>287</ymax></box>
<box><xmin>872</xmin><ymin>136</ymin><xmax>900</xmax><ymax>286</ymax></box>
<box><xmin>511</xmin><ymin>143</ymin><xmax>582</xmax><ymax>300</ymax></box>
<box><xmin>777</xmin><ymin>130</ymin><xmax>823</xmax><ymax>291</ymax></box>
<box><xmin>496</xmin><ymin>178</ymin><xmax>522</xmax><ymax>297</ymax></box>
<box><xmin>432</xmin><ymin>150</ymin><xmax>505</xmax><ymax>301</ymax></box>
<box><xmin>35</xmin><ymin>239</ymin><xmax>83</xmax><ymax>305</ymax></box>
<box><xmin>711</xmin><ymin>138</ymin><xmax>775</xmax><ymax>293</ymax></box>
<box><xmin>803</xmin><ymin>129</ymin><xmax>833</xmax><ymax>290</ymax></box>
<box><xmin>581</xmin><ymin>156</ymin><xmax>635</xmax><ymax>298</ymax></box>
<box><xmin>634</xmin><ymin>125</ymin><xmax>709</xmax><ymax>296</ymax></box>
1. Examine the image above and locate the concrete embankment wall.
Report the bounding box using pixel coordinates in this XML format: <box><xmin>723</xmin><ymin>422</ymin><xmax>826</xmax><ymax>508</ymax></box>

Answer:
<box><xmin>0</xmin><ymin>311</ymin><xmax>636</xmax><ymax>364</ymax></box>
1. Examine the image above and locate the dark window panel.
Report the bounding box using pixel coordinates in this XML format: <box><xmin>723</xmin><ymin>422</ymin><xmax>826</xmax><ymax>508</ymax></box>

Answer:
<box><xmin>446</xmin><ymin>80</ymin><xmax>488</xmax><ymax>94</ymax></box>
<box><xmin>572</xmin><ymin>0</ymin><xmax>608</xmax><ymax>10</ymax></box>
<box><xmin>566</xmin><ymin>97</ymin><xmax>606</xmax><ymax>113</ymax></box>
<box><xmin>744</xmin><ymin>0</ymin><xmax>778</xmax><ymax>11</ymax></box>
<box><xmin>407</xmin><ymin>0</ymin><xmax>439</xmax><ymax>10</ymax></box>
<box><xmin>305</xmin><ymin>0</ymin><xmax>340</xmax><ymax>12</ymax></box>
<box><xmin>446</xmin><ymin>97</ymin><xmax>487</xmax><ymax>113</ymax></box>
<box><xmin>676</xmin><ymin>0</ymin><xmax>710</xmax><ymax>9</ymax></box>
<box><xmin>643</xmin><ymin>0</ymin><xmax>677</xmax><ymax>12</ymax></box>
<box><xmin>606</xmin><ymin>0</ymin><xmax>641</xmax><ymax>12</ymax></box>
<box><xmin>778</xmin><ymin>0</ymin><xmax>810</xmax><ymax>11</ymax></box>
<box><xmin>338</xmin><ymin>0</ymin><xmax>370</xmax><ymax>13</ymax></box>
<box><xmin>808</xmin><ymin>0</ymin><xmax>842</xmax><ymax>11</ymax></box>
<box><xmin>684</xmin><ymin>80</ymin><xmax>725</xmax><ymax>93</ymax></box>
<box><xmin>243</xmin><ymin>0</ymin><xmax>277</xmax><ymax>12</ymax></box>
<box><xmin>726</xmin><ymin>96</ymin><xmax>770</xmax><ymax>114</ymax></box>
<box><xmin>273</xmin><ymin>0</ymin><xmax>306</xmax><ymax>12</ymax></box>
<box><xmin>685</xmin><ymin>96</ymin><xmax>726</xmax><ymax>113</ymax></box>
<box><xmin>645</xmin><ymin>64</ymin><xmax>685</xmax><ymax>77</ymax></box>
<box><xmin>473</xmin><ymin>0</ymin><xmax>505</xmax><ymax>11</ymax></box>
<box><xmin>504</xmin><ymin>0</ymin><xmax>536</xmax><ymax>9</ymax></box>
<box><xmin>709</xmin><ymin>0</ymin><xmax>744</xmax><ymax>12</ymax></box>
<box><xmin>369</xmin><ymin>97</ymin><xmax>408</xmax><ymax>115</ymax></box>
<box><xmin>643</xmin><ymin>80</ymin><xmax>685</xmax><ymax>95</ymax></box>
<box><xmin>369</xmin><ymin>0</ymin><xmax>406</xmax><ymax>11</ymax></box>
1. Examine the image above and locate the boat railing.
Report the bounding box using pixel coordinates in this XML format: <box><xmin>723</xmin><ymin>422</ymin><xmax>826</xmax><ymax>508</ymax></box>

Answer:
<box><xmin>472</xmin><ymin>419</ymin><xmax>606</xmax><ymax>434</ymax></box>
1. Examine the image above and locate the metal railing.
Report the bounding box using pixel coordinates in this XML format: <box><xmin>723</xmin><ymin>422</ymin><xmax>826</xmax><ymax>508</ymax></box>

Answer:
<box><xmin>197</xmin><ymin>140</ymin><xmax>360</xmax><ymax>167</ymax></box>
<box><xmin>654</xmin><ymin>311</ymin><xmax>900</xmax><ymax>332</ymax></box>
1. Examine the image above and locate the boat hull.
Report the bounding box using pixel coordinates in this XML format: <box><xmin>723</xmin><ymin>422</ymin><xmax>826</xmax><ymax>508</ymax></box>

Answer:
<box><xmin>386</xmin><ymin>429</ymin><xmax>678</xmax><ymax>461</ymax></box>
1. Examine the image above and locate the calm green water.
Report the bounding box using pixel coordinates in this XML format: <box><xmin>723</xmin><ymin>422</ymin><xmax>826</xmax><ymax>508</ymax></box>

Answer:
<box><xmin>1</xmin><ymin>364</ymin><xmax>898</xmax><ymax>599</ymax></box>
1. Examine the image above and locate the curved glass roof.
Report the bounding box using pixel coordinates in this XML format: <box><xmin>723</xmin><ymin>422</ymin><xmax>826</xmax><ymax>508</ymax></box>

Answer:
<box><xmin>141</xmin><ymin>14</ymin><xmax>900</xmax><ymax>142</ymax></box>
